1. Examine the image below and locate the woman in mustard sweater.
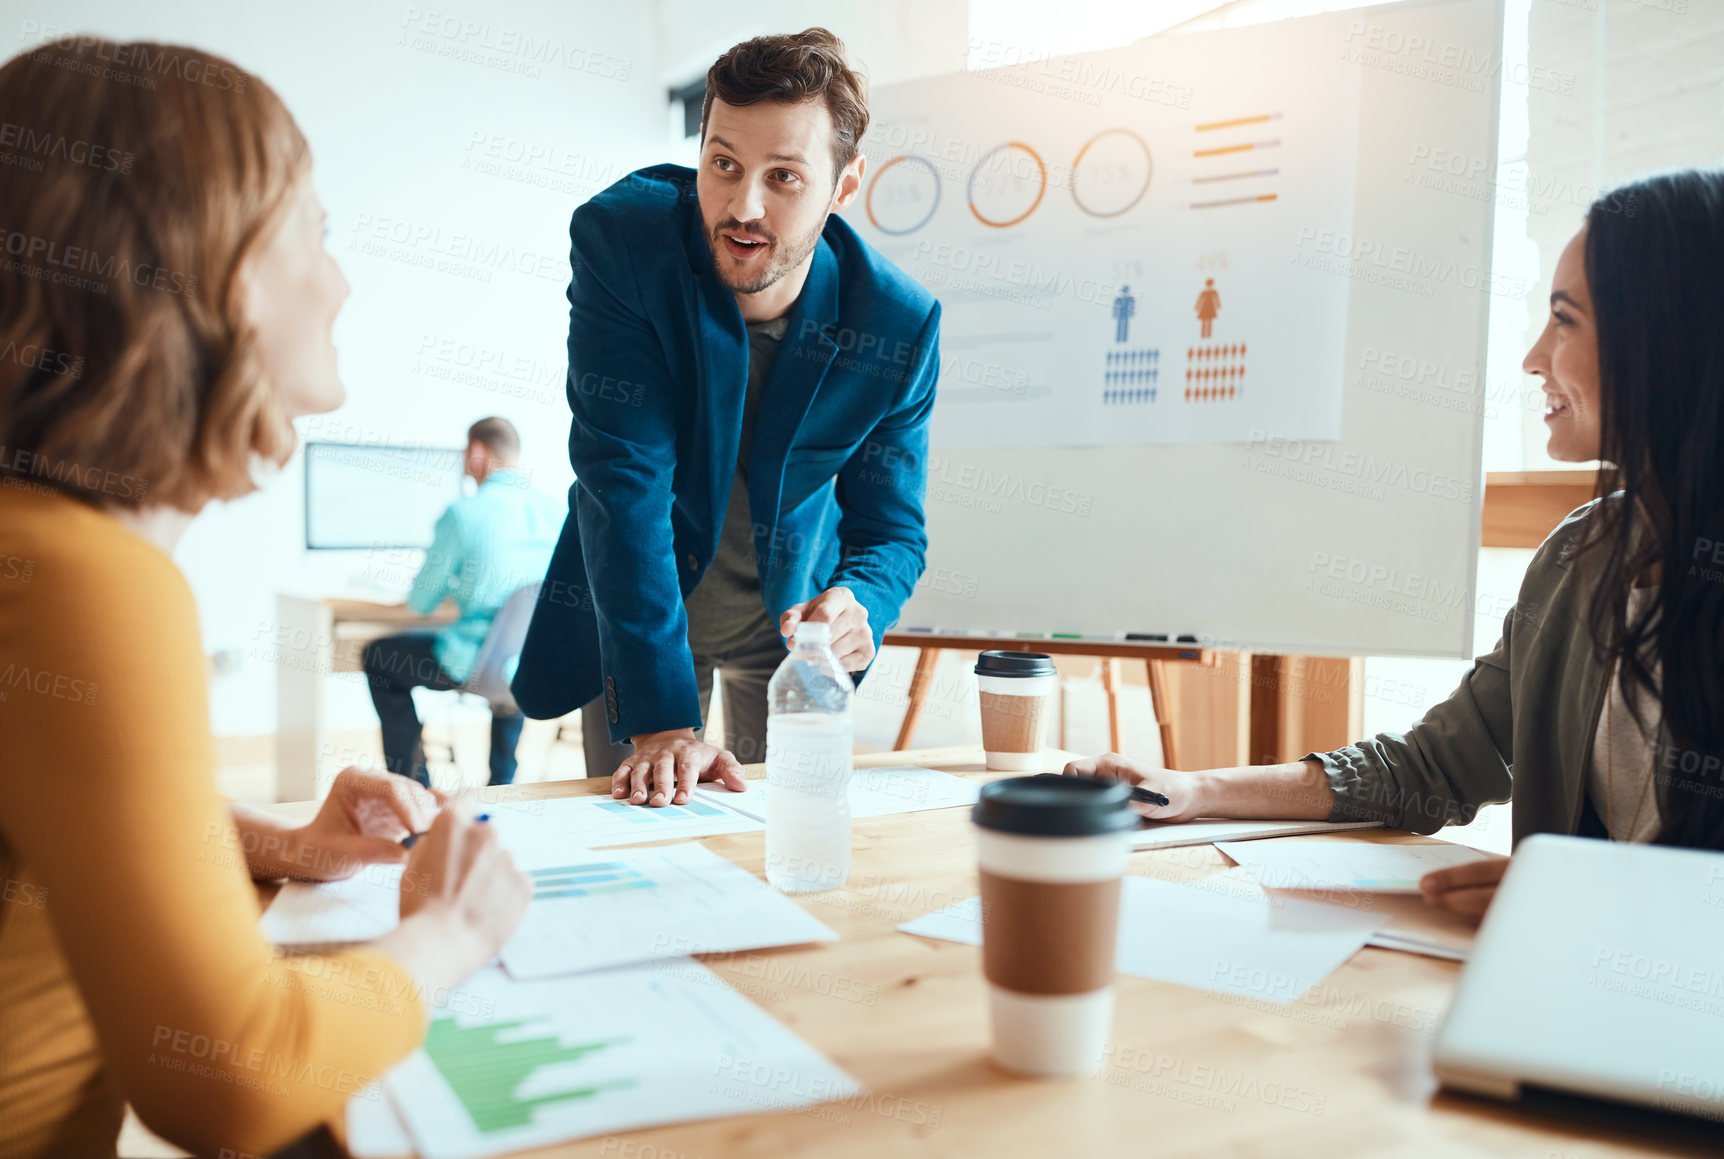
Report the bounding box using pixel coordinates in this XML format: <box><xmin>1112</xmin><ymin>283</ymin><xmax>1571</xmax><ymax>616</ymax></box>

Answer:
<box><xmin>0</xmin><ymin>38</ymin><xmax>530</xmax><ymax>1157</ymax></box>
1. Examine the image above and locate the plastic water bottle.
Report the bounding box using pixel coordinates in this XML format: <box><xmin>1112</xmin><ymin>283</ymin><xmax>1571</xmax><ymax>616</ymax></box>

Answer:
<box><xmin>765</xmin><ymin>620</ymin><xmax>855</xmax><ymax>893</ymax></box>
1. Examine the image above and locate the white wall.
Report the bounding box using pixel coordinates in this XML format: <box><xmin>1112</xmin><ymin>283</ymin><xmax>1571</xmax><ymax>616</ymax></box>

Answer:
<box><xmin>16</xmin><ymin>1</ymin><xmax>664</xmax><ymax>734</ymax></box>
<box><xmin>652</xmin><ymin>0</ymin><xmax>970</xmax><ymax>98</ymax></box>
<box><xmin>1522</xmin><ymin>0</ymin><xmax>1724</xmax><ymax>469</ymax></box>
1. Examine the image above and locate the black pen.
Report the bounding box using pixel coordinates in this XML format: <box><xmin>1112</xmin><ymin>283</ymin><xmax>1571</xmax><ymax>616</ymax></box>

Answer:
<box><xmin>1130</xmin><ymin>786</ymin><xmax>1170</xmax><ymax>808</ymax></box>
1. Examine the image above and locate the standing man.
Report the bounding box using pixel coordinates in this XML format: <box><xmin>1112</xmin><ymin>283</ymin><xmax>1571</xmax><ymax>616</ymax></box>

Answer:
<box><xmin>512</xmin><ymin>28</ymin><xmax>941</xmax><ymax>808</ymax></box>
<box><xmin>1113</xmin><ymin>285</ymin><xmax>1136</xmax><ymax>343</ymax></box>
<box><xmin>363</xmin><ymin>417</ymin><xmax>562</xmax><ymax>787</ymax></box>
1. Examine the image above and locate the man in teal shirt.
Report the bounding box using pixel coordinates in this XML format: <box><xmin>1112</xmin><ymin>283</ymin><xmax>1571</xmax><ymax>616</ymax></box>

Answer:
<box><xmin>363</xmin><ymin>417</ymin><xmax>562</xmax><ymax>786</ymax></box>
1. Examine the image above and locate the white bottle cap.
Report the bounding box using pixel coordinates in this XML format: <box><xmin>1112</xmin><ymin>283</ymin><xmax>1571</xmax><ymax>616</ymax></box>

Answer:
<box><xmin>794</xmin><ymin>621</ymin><xmax>833</xmax><ymax>646</ymax></box>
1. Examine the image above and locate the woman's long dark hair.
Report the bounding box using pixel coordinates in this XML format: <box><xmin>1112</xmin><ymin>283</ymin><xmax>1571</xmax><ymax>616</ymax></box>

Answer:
<box><xmin>1581</xmin><ymin>169</ymin><xmax>1724</xmax><ymax>850</ymax></box>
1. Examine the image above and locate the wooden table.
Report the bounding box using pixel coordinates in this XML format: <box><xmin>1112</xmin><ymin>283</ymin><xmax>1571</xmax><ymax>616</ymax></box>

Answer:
<box><xmin>264</xmin><ymin>747</ymin><xmax>1715</xmax><ymax>1158</ymax></box>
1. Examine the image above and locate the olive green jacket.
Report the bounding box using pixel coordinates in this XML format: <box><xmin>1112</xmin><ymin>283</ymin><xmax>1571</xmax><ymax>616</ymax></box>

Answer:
<box><xmin>1311</xmin><ymin>499</ymin><xmax>1632</xmax><ymax>845</ymax></box>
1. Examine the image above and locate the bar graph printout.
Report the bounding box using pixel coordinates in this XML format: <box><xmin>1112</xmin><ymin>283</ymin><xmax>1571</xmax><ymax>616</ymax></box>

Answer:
<box><xmin>487</xmin><ymin>789</ymin><xmax>764</xmax><ymax>852</ymax></box>
<box><xmin>499</xmin><ymin>842</ymin><xmax>837</xmax><ymax>979</ymax></box>
<box><xmin>265</xmin><ymin>844</ymin><xmax>835</xmax><ymax>978</ymax></box>
<box><xmin>384</xmin><ymin>964</ymin><xmax>860</xmax><ymax>1159</ymax></box>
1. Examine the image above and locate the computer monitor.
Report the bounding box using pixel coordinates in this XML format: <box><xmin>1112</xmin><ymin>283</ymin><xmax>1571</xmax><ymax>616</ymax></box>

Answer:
<box><xmin>303</xmin><ymin>441</ymin><xmax>465</xmax><ymax>551</ymax></box>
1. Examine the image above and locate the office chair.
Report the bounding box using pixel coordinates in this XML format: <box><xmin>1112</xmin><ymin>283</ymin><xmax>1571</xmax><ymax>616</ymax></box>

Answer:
<box><xmin>461</xmin><ymin>580</ymin><xmax>541</xmax><ymax>714</ymax></box>
<box><xmin>417</xmin><ymin>581</ymin><xmax>541</xmax><ymax>783</ymax></box>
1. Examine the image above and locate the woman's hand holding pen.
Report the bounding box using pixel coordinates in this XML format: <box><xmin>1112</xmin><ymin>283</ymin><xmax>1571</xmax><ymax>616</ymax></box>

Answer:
<box><xmin>1060</xmin><ymin>753</ymin><xmax>1211</xmax><ymax>822</ymax></box>
<box><xmin>231</xmin><ymin>766</ymin><xmax>444</xmax><ymax>882</ymax></box>
<box><xmin>378</xmin><ymin>807</ymin><xmax>532</xmax><ymax>995</ymax></box>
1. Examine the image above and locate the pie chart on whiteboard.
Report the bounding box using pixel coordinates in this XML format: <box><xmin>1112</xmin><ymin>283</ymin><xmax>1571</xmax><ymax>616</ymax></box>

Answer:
<box><xmin>864</xmin><ymin>154</ymin><xmax>942</xmax><ymax>236</ymax></box>
<box><xmin>1071</xmin><ymin>128</ymin><xmax>1153</xmax><ymax>218</ymax></box>
<box><xmin>966</xmin><ymin>141</ymin><xmax>1047</xmax><ymax>228</ymax></box>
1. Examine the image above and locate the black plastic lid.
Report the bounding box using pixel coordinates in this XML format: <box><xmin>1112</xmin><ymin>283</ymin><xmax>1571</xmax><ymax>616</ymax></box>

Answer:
<box><xmin>974</xmin><ymin>650</ymin><xmax>1057</xmax><ymax>678</ymax></box>
<box><xmin>972</xmin><ymin>774</ymin><xmax>1138</xmax><ymax>836</ymax></box>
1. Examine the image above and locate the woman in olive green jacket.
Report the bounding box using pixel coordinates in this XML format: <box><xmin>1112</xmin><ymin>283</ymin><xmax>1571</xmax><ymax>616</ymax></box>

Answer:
<box><xmin>1069</xmin><ymin>170</ymin><xmax>1724</xmax><ymax>914</ymax></box>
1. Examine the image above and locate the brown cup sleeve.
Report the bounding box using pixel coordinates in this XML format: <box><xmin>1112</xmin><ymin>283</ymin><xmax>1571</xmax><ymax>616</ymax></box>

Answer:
<box><xmin>978</xmin><ymin>691</ymin><xmax>1054</xmax><ymax>752</ymax></box>
<box><xmin>978</xmin><ymin>871</ymin><xmax>1121</xmax><ymax>994</ymax></box>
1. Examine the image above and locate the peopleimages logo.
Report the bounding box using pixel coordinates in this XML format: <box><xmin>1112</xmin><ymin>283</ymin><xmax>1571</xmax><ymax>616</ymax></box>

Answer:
<box><xmin>0</xmin><ymin>121</ymin><xmax>135</xmax><ymax>173</ymax></box>
<box><xmin>1248</xmin><ymin>430</ymin><xmax>1474</xmax><ymax>503</ymax></box>
<box><xmin>399</xmin><ymin>8</ymin><xmax>633</xmax><ymax>80</ymax></box>
<box><xmin>0</xmin><ymin>228</ymin><xmax>197</xmax><ymax>296</ymax></box>
<box><xmin>1341</xmin><ymin>23</ymin><xmax>1575</xmax><ymax>94</ymax></box>
<box><xmin>909</xmin><ymin>238</ymin><xmax>1115</xmax><ymax>307</ymax></box>
<box><xmin>1290</xmin><ymin>227</ymin><xmax>1529</xmax><ymax>300</ymax></box>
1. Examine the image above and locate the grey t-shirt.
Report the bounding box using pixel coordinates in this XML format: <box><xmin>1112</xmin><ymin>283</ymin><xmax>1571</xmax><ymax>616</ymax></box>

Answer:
<box><xmin>684</xmin><ymin>314</ymin><xmax>788</xmax><ymax>656</ymax></box>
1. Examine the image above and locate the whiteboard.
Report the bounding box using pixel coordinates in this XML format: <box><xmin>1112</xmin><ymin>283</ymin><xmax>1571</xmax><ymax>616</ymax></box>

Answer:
<box><xmin>859</xmin><ymin>14</ymin><xmax>1360</xmax><ymax>449</ymax></box>
<box><xmin>845</xmin><ymin>0</ymin><xmax>1503</xmax><ymax>659</ymax></box>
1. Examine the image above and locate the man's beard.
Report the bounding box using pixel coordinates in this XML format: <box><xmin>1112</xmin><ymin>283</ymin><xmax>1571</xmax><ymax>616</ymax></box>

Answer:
<box><xmin>706</xmin><ymin>215</ymin><xmax>825</xmax><ymax>295</ymax></box>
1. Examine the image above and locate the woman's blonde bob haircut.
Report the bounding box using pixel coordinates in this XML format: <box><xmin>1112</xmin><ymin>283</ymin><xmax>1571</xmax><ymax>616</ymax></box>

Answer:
<box><xmin>0</xmin><ymin>37</ymin><xmax>309</xmax><ymax>512</ymax></box>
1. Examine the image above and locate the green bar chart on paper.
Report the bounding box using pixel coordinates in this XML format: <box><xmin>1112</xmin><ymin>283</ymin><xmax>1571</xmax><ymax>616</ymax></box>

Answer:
<box><xmin>529</xmin><ymin>861</ymin><xmax>659</xmax><ymax>901</ymax></box>
<box><xmin>423</xmin><ymin>1017</ymin><xmax>632</xmax><ymax>1135</ymax></box>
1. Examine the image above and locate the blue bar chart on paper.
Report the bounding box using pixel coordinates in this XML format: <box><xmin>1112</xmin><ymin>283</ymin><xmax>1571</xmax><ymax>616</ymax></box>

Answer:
<box><xmin>501</xmin><ymin>842</ymin><xmax>837</xmax><ymax>980</ymax></box>
<box><xmin>530</xmin><ymin>861</ymin><xmax>659</xmax><ymax>900</ymax></box>
<box><xmin>594</xmin><ymin>798</ymin><xmax>729</xmax><ymax>823</ymax></box>
<box><xmin>487</xmin><ymin>789</ymin><xmax>765</xmax><ymax>853</ymax></box>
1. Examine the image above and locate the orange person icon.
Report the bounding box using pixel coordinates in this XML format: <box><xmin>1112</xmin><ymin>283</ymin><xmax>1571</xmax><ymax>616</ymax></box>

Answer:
<box><xmin>1195</xmin><ymin>278</ymin><xmax>1221</xmax><ymax>339</ymax></box>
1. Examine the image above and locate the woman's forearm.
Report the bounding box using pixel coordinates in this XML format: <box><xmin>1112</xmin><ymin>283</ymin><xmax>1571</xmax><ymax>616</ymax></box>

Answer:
<box><xmin>1197</xmin><ymin>759</ymin><xmax>1334</xmax><ymax>820</ymax></box>
<box><xmin>228</xmin><ymin>803</ymin><xmax>320</xmax><ymax>880</ymax></box>
<box><xmin>371</xmin><ymin>912</ymin><xmax>493</xmax><ymax>1007</ymax></box>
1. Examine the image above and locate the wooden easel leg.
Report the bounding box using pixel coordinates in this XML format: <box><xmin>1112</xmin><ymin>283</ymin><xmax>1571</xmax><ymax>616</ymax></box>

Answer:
<box><xmin>1146</xmin><ymin>659</ymin><xmax>1179</xmax><ymax>770</ymax></box>
<box><xmin>894</xmin><ymin>647</ymin><xmax>940</xmax><ymax>751</ymax></box>
<box><xmin>1101</xmin><ymin>658</ymin><xmax>1124</xmax><ymax>754</ymax></box>
<box><xmin>1249</xmin><ymin>654</ymin><xmax>1287</xmax><ymax>766</ymax></box>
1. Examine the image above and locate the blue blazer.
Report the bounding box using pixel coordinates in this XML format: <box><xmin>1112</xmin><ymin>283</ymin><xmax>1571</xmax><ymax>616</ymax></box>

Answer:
<box><xmin>512</xmin><ymin>164</ymin><xmax>941</xmax><ymax>740</ymax></box>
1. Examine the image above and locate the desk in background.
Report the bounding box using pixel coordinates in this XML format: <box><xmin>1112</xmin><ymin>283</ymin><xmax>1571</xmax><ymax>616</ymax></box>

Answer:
<box><xmin>236</xmin><ymin>746</ymin><xmax>1715</xmax><ymax>1158</ymax></box>
<box><xmin>273</xmin><ymin>594</ymin><xmax>457</xmax><ymax>801</ymax></box>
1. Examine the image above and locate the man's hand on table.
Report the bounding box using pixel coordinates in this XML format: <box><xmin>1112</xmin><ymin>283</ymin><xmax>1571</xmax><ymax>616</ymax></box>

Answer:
<box><xmin>615</xmin><ymin>729</ymin><xmax>747</xmax><ymax>807</ymax></box>
<box><xmin>780</xmin><ymin>585</ymin><xmax>872</xmax><ymax>671</ymax></box>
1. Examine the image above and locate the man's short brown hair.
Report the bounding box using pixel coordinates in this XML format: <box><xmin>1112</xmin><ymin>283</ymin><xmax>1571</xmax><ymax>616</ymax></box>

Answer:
<box><xmin>467</xmin><ymin>416</ymin><xmax>520</xmax><ymax>463</ymax></box>
<box><xmin>701</xmin><ymin>28</ymin><xmax>869</xmax><ymax>186</ymax></box>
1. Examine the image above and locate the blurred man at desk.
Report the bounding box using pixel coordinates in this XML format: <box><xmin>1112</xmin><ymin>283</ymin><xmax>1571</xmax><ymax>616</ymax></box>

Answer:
<box><xmin>362</xmin><ymin>417</ymin><xmax>561</xmax><ymax>787</ymax></box>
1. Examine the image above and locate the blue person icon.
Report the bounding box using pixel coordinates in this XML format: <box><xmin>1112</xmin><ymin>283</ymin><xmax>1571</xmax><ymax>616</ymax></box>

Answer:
<box><xmin>1112</xmin><ymin>285</ymin><xmax>1137</xmax><ymax>343</ymax></box>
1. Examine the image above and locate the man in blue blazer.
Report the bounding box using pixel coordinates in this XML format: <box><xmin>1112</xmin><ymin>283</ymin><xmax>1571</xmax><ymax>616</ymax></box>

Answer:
<box><xmin>512</xmin><ymin>28</ymin><xmax>940</xmax><ymax>808</ymax></box>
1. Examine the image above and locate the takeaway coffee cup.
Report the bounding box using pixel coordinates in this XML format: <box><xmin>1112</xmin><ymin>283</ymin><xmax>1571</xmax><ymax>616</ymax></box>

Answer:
<box><xmin>975</xmin><ymin>651</ymin><xmax>1058</xmax><ymax>771</ymax></box>
<box><xmin>972</xmin><ymin>773</ymin><xmax>1137</xmax><ymax>1077</ymax></box>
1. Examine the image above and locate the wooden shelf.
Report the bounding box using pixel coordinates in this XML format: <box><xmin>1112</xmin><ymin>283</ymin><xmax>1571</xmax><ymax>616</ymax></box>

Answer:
<box><xmin>1482</xmin><ymin>470</ymin><xmax>1598</xmax><ymax>549</ymax></box>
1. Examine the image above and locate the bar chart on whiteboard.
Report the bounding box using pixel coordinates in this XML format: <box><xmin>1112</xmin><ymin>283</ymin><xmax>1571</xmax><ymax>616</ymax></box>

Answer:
<box><xmin>844</xmin><ymin>17</ymin><xmax>1361</xmax><ymax>448</ymax></box>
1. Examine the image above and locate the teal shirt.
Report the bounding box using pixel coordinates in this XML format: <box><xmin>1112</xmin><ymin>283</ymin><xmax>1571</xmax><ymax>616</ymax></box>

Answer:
<box><xmin>406</xmin><ymin>469</ymin><xmax>562</xmax><ymax>683</ymax></box>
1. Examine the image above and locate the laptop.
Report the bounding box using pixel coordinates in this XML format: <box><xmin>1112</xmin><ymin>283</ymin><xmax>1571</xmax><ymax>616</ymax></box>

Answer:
<box><xmin>1434</xmin><ymin>833</ymin><xmax>1724</xmax><ymax>1124</ymax></box>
